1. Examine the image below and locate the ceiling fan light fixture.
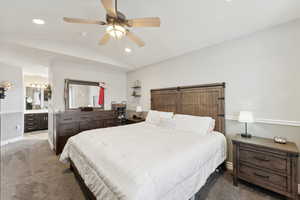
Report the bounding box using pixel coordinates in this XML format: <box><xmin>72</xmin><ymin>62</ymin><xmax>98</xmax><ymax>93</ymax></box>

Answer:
<box><xmin>63</xmin><ymin>0</ymin><xmax>161</xmax><ymax>47</ymax></box>
<box><xmin>125</xmin><ymin>48</ymin><xmax>132</xmax><ymax>53</ymax></box>
<box><xmin>32</xmin><ymin>19</ymin><xmax>45</xmax><ymax>25</ymax></box>
<box><xmin>106</xmin><ymin>24</ymin><xmax>126</xmax><ymax>40</ymax></box>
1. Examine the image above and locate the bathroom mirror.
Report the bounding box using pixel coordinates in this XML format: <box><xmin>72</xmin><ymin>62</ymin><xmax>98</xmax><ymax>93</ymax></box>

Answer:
<box><xmin>25</xmin><ymin>87</ymin><xmax>49</xmax><ymax>110</ymax></box>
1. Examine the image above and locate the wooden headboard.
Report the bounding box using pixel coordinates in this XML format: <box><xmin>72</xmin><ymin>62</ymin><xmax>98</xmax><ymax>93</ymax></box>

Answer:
<box><xmin>151</xmin><ymin>83</ymin><xmax>225</xmax><ymax>134</ymax></box>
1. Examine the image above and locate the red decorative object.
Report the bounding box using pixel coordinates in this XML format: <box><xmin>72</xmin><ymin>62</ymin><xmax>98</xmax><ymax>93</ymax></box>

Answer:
<box><xmin>98</xmin><ymin>82</ymin><xmax>105</xmax><ymax>106</ymax></box>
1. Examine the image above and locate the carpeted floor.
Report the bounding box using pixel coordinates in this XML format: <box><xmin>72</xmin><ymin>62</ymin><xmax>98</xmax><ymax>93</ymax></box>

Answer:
<box><xmin>0</xmin><ymin>131</ymin><xmax>286</xmax><ymax>200</ymax></box>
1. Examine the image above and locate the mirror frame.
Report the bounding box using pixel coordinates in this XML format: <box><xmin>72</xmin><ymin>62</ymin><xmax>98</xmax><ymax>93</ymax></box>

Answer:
<box><xmin>64</xmin><ymin>79</ymin><xmax>103</xmax><ymax>110</ymax></box>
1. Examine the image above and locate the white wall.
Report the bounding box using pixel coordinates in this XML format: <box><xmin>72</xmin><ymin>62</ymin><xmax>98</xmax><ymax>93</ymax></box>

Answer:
<box><xmin>49</xmin><ymin>59</ymin><xmax>127</xmax><ymax>111</ymax></box>
<box><xmin>0</xmin><ymin>63</ymin><xmax>24</xmax><ymax>142</ymax></box>
<box><xmin>127</xmin><ymin>20</ymin><xmax>300</xmax><ymax>183</ymax></box>
<box><xmin>128</xmin><ymin>20</ymin><xmax>300</xmax><ymax>121</ymax></box>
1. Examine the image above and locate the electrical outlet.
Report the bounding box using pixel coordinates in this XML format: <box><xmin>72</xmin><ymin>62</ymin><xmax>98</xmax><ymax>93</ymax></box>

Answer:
<box><xmin>16</xmin><ymin>124</ymin><xmax>21</xmax><ymax>131</ymax></box>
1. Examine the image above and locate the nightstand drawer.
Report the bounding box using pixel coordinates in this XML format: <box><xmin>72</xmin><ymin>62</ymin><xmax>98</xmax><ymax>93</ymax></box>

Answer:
<box><xmin>239</xmin><ymin>163</ymin><xmax>288</xmax><ymax>192</ymax></box>
<box><xmin>240</xmin><ymin>148</ymin><xmax>288</xmax><ymax>174</ymax></box>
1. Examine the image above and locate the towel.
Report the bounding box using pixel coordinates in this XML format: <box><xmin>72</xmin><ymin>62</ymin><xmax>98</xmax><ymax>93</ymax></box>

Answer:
<box><xmin>98</xmin><ymin>87</ymin><xmax>104</xmax><ymax>105</ymax></box>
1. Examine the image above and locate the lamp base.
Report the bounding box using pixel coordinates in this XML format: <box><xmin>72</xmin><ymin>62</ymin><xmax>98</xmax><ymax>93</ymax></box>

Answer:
<box><xmin>241</xmin><ymin>133</ymin><xmax>252</xmax><ymax>138</ymax></box>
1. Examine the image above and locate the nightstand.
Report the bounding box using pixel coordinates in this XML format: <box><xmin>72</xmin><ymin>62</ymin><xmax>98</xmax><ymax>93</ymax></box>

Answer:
<box><xmin>232</xmin><ymin>135</ymin><xmax>299</xmax><ymax>200</ymax></box>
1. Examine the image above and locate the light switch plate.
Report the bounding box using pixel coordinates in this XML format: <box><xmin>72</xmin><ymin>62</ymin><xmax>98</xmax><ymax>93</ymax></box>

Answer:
<box><xmin>16</xmin><ymin>124</ymin><xmax>21</xmax><ymax>131</ymax></box>
<box><xmin>298</xmin><ymin>184</ymin><xmax>300</xmax><ymax>194</ymax></box>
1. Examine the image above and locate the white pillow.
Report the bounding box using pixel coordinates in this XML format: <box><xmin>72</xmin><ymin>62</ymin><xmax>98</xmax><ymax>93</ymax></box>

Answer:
<box><xmin>146</xmin><ymin>110</ymin><xmax>161</xmax><ymax>125</ymax></box>
<box><xmin>146</xmin><ymin>110</ymin><xmax>174</xmax><ymax>126</ymax></box>
<box><xmin>173</xmin><ymin>114</ymin><xmax>212</xmax><ymax>135</ymax></box>
<box><xmin>208</xmin><ymin>119</ymin><xmax>215</xmax><ymax>133</ymax></box>
<box><xmin>157</xmin><ymin>111</ymin><xmax>174</xmax><ymax>119</ymax></box>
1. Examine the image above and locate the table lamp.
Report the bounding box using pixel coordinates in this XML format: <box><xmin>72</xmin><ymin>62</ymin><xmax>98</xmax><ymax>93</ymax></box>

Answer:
<box><xmin>238</xmin><ymin>111</ymin><xmax>254</xmax><ymax>138</ymax></box>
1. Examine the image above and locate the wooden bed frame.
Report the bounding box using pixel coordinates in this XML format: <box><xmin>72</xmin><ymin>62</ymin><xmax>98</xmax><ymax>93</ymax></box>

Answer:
<box><xmin>151</xmin><ymin>83</ymin><xmax>225</xmax><ymax>134</ymax></box>
<box><xmin>70</xmin><ymin>82</ymin><xmax>226</xmax><ymax>200</ymax></box>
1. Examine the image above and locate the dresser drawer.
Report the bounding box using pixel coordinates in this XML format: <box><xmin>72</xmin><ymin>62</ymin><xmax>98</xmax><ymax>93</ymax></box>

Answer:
<box><xmin>80</xmin><ymin>113</ymin><xmax>93</xmax><ymax>121</ymax></box>
<box><xmin>25</xmin><ymin>120</ymin><xmax>37</xmax><ymax>126</ymax></box>
<box><xmin>79</xmin><ymin>121</ymin><xmax>92</xmax><ymax>132</ymax></box>
<box><xmin>58</xmin><ymin>123</ymin><xmax>79</xmax><ymax>136</ymax></box>
<box><xmin>90</xmin><ymin>120</ymin><xmax>104</xmax><ymax>129</ymax></box>
<box><xmin>59</xmin><ymin>114</ymin><xmax>79</xmax><ymax>123</ymax></box>
<box><xmin>25</xmin><ymin>115</ymin><xmax>36</xmax><ymax>122</ymax></box>
<box><xmin>240</xmin><ymin>148</ymin><xmax>288</xmax><ymax>174</ymax></box>
<box><xmin>25</xmin><ymin>117</ymin><xmax>35</xmax><ymax>122</ymax></box>
<box><xmin>104</xmin><ymin>119</ymin><xmax>118</xmax><ymax>127</ymax></box>
<box><xmin>25</xmin><ymin>125</ymin><xmax>37</xmax><ymax>132</ymax></box>
<box><xmin>25</xmin><ymin>114</ymin><xmax>34</xmax><ymax>118</ymax></box>
<box><xmin>96</xmin><ymin>111</ymin><xmax>116</xmax><ymax>120</ymax></box>
<box><xmin>239</xmin><ymin>163</ymin><xmax>288</xmax><ymax>192</ymax></box>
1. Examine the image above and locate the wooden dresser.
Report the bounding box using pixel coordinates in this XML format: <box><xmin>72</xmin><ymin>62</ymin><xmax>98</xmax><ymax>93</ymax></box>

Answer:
<box><xmin>53</xmin><ymin>110</ymin><xmax>118</xmax><ymax>155</ymax></box>
<box><xmin>232</xmin><ymin>135</ymin><xmax>299</xmax><ymax>200</ymax></box>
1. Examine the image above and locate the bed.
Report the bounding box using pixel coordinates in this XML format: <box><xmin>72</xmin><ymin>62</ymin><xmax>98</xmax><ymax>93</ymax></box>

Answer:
<box><xmin>60</xmin><ymin>83</ymin><xmax>226</xmax><ymax>200</ymax></box>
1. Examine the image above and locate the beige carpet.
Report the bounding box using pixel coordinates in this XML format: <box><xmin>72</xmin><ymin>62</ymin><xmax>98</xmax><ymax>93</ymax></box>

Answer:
<box><xmin>1</xmin><ymin>132</ymin><xmax>85</xmax><ymax>200</ymax></box>
<box><xmin>0</xmin><ymin>131</ymin><xmax>285</xmax><ymax>200</ymax></box>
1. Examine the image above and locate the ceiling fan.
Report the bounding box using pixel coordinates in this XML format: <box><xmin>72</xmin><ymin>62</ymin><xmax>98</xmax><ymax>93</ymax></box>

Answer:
<box><xmin>63</xmin><ymin>0</ymin><xmax>161</xmax><ymax>47</ymax></box>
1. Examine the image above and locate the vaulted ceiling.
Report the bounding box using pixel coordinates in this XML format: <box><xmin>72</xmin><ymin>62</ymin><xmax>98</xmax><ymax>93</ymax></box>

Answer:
<box><xmin>1</xmin><ymin>0</ymin><xmax>300</xmax><ymax>71</ymax></box>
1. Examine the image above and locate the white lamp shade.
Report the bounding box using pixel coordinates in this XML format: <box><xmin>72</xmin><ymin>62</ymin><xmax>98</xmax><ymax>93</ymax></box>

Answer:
<box><xmin>136</xmin><ymin>106</ymin><xmax>142</xmax><ymax>113</ymax></box>
<box><xmin>238</xmin><ymin>111</ymin><xmax>254</xmax><ymax>123</ymax></box>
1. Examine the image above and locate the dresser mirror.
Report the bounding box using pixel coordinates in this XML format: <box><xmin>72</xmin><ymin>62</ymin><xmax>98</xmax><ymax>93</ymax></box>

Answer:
<box><xmin>64</xmin><ymin>79</ymin><xmax>103</xmax><ymax>110</ymax></box>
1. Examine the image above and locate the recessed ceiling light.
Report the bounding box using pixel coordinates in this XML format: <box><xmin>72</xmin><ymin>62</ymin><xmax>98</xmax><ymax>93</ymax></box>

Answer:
<box><xmin>81</xmin><ymin>32</ymin><xmax>88</xmax><ymax>37</ymax></box>
<box><xmin>32</xmin><ymin>19</ymin><xmax>45</xmax><ymax>25</ymax></box>
<box><xmin>125</xmin><ymin>48</ymin><xmax>132</xmax><ymax>53</ymax></box>
<box><xmin>225</xmin><ymin>0</ymin><xmax>232</xmax><ymax>2</ymax></box>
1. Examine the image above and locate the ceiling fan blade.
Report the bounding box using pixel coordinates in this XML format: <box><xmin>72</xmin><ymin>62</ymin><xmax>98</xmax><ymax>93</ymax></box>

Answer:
<box><xmin>101</xmin><ymin>0</ymin><xmax>117</xmax><ymax>17</ymax></box>
<box><xmin>127</xmin><ymin>17</ymin><xmax>160</xmax><ymax>27</ymax></box>
<box><xmin>126</xmin><ymin>31</ymin><xmax>145</xmax><ymax>47</ymax></box>
<box><xmin>99</xmin><ymin>33</ymin><xmax>111</xmax><ymax>45</ymax></box>
<box><xmin>63</xmin><ymin>17</ymin><xmax>106</xmax><ymax>25</ymax></box>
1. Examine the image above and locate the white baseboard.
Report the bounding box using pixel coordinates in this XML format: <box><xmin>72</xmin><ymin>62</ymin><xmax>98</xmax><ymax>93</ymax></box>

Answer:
<box><xmin>226</xmin><ymin>161</ymin><xmax>233</xmax><ymax>170</ymax></box>
<box><xmin>48</xmin><ymin>138</ymin><xmax>54</xmax><ymax>150</ymax></box>
<box><xmin>0</xmin><ymin>136</ymin><xmax>23</xmax><ymax>146</ymax></box>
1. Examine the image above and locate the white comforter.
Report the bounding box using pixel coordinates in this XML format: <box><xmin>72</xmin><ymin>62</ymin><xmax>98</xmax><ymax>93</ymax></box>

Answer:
<box><xmin>60</xmin><ymin>122</ymin><xmax>226</xmax><ymax>200</ymax></box>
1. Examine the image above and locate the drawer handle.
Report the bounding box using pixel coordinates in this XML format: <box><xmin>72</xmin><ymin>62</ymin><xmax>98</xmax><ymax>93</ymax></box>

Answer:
<box><xmin>253</xmin><ymin>156</ymin><xmax>270</xmax><ymax>162</ymax></box>
<box><xmin>254</xmin><ymin>172</ymin><xmax>269</xmax><ymax>179</ymax></box>
<box><xmin>64</xmin><ymin>118</ymin><xmax>73</xmax><ymax>121</ymax></box>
